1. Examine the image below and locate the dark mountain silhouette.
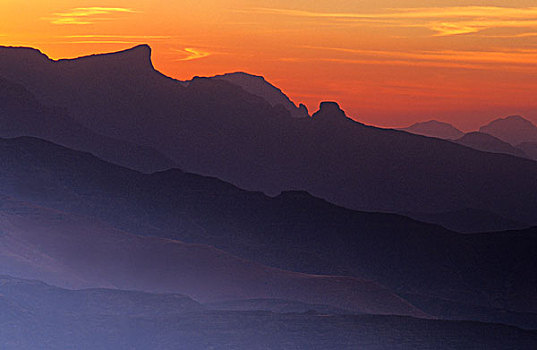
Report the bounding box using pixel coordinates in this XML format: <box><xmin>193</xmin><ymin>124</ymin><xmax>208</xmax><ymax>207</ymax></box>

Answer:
<box><xmin>209</xmin><ymin>72</ymin><xmax>309</xmax><ymax>118</ymax></box>
<box><xmin>400</xmin><ymin>120</ymin><xmax>464</xmax><ymax>140</ymax></box>
<box><xmin>2</xmin><ymin>137</ymin><xmax>537</xmax><ymax>328</ymax></box>
<box><xmin>0</xmin><ymin>77</ymin><xmax>175</xmax><ymax>173</ymax></box>
<box><xmin>455</xmin><ymin>132</ymin><xmax>528</xmax><ymax>158</ymax></box>
<box><xmin>518</xmin><ymin>142</ymin><xmax>537</xmax><ymax>161</ymax></box>
<box><xmin>479</xmin><ymin>115</ymin><xmax>537</xmax><ymax>145</ymax></box>
<box><xmin>2</xmin><ymin>45</ymin><xmax>537</xmax><ymax>227</ymax></box>
<box><xmin>405</xmin><ymin>208</ymin><xmax>529</xmax><ymax>233</ymax></box>
<box><xmin>3</xmin><ymin>277</ymin><xmax>537</xmax><ymax>350</ymax></box>
<box><xmin>0</xmin><ymin>196</ymin><xmax>424</xmax><ymax>316</ymax></box>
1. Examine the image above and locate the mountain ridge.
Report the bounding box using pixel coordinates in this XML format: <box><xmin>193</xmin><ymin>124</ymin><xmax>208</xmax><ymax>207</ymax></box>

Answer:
<box><xmin>209</xmin><ymin>72</ymin><xmax>309</xmax><ymax>119</ymax></box>
<box><xmin>399</xmin><ymin>120</ymin><xmax>464</xmax><ymax>140</ymax></box>
<box><xmin>2</xmin><ymin>45</ymin><xmax>537</xmax><ymax>228</ymax></box>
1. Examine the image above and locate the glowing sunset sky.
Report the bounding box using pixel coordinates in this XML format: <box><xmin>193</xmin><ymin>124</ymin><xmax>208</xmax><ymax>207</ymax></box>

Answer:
<box><xmin>1</xmin><ymin>0</ymin><xmax>537</xmax><ymax>129</ymax></box>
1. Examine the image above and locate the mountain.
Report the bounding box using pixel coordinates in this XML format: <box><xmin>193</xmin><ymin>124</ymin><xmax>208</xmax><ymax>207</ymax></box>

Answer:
<box><xmin>209</xmin><ymin>72</ymin><xmax>309</xmax><ymax>118</ymax></box>
<box><xmin>2</xmin><ymin>136</ymin><xmax>537</xmax><ymax>328</ymax></box>
<box><xmin>399</xmin><ymin>120</ymin><xmax>464</xmax><ymax>140</ymax></box>
<box><xmin>3</xmin><ymin>277</ymin><xmax>537</xmax><ymax>350</ymax></box>
<box><xmin>0</xmin><ymin>195</ymin><xmax>424</xmax><ymax>317</ymax></box>
<box><xmin>455</xmin><ymin>132</ymin><xmax>528</xmax><ymax>158</ymax></box>
<box><xmin>0</xmin><ymin>76</ymin><xmax>175</xmax><ymax>173</ymax></box>
<box><xmin>2</xmin><ymin>45</ymin><xmax>537</xmax><ymax>228</ymax></box>
<box><xmin>479</xmin><ymin>115</ymin><xmax>537</xmax><ymax>145</ymax></box>
<box><xmin>405</xmin><ymin>208</ymin><xmax>529</xmax><ymax>233</ymax></box>
<box><xmin>518</xmin><ymin>142</ymin><xmax>537</xmax><ymax>161</ymax></box>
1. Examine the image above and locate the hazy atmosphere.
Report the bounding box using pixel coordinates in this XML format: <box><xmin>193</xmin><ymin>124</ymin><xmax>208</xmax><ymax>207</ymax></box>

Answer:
<box><xmin>1</xmin><ymin>1</ymin><xmax>537</xmax><ymax>349</ymax></box>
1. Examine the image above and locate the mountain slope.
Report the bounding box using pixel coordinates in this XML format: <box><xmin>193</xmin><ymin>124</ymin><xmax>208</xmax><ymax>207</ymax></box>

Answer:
<box><xmin>0</xmin><ymin>196</ymin><xmax>424</xmax><ymax>316</ymax></box>
<box><xmin>0</xmin><ymin>76</ymin><xmax>175</xmax><ymax>173</ymax></box>
<box><xmin>2</xmin><ymin>137</ymin><xmax>537</xmax><ymax>325</ymax></box>
<box><xmin>400</xmin><ymin>120</ymin><xmax>464</xmax><ymax>140</ymax></box>
<box><xmin>1</xmin><ymin>46</ymin><xmax>537</xmax><ymax>227</ymax></box>
<box><xmin>209</xmin><ymin>72</ymin><xmax>309</xmax><ymax>118</ymax></box>
<box><xmin>518</xmin><ymin>142</ymin><xmax>537</xmax><ymax>161</ymax></box>
<box><xmin>405</xmin><ymin>208</ymin><xmax>529</xmax><ymax>233</ymax></box>
<box><xmin>455</xmin><ymin>132</ymin><xmax>528</xmax><ymax>158</ymax></box>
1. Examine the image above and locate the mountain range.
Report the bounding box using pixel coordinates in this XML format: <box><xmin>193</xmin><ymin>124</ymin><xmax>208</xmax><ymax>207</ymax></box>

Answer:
<box><xmin>1</xmin><ymin>45</ymin><xmax>537</xmax><ymax>231</ymax></box>
<box><xmin>401</xmin><ymin>115</ymin><xmax>537</xmax><ymax>162</ymax></box>
<box><xmin>1</xmin><ymin>44</ymin><xmax>537</xmax><ymax>347</ymax></box>
<box><xmin>1</xmin><ymin>195</ymin><xmax>421</xmax><ymax>316</ymax></box>
<box><xmin>2</xmin><ymin>136</ymin><xmax>537</xmax><ymax>329</ymax></box>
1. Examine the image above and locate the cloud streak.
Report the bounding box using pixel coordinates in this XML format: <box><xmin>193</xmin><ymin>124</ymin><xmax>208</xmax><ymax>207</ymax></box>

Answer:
<box><xmin>289</xmin><ymin>46</ymin><xmax>537</xmax><ymax>72</ymax></box>
<box><xmin>241</xmin><ymin>6</ymin><xmax>537</xmax><ymax>36</ymax></box>
<box><xmin>176</xmin><ymin>48</ymin><xmax>211</xmax><ymax>61</ymax></box>
<box><xmin>48</xmin><ymin>7</ymin><xmax>138</xmax><ymax>25</ymax></box>
<box><xmin>63</xmin><ymin>35</ymin><xmax>171</xmax><ymax>39</ymax></box>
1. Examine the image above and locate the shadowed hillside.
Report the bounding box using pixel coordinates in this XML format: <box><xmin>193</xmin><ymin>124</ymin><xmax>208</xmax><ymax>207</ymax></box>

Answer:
<box><xmin>2</xmin><ymin>136</ymin><xmax>537</xmax><ymax>328</ymax></box>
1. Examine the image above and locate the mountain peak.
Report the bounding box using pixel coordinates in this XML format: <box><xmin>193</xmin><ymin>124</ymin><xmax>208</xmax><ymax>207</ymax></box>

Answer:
<box><xmin>210</xmin><ymin>72</ymin><xmax>309</xmax><ymax>118</ymax></box>
<box><xmin>221</xmin><ymin>71</ymin><xmax>266</xmax><ymax>81</ymax></box>
<box><xmin>56</xmin><ymin>44</ymin><xmax>154</xmax><ymax>70</ymax></box>
<box><xmin>312</xmin><ymin>101</ymin><xmax>347</xmax><ymax>121</ymax></box>
<box><xmin>400</xmin><ymin>120</ymin><xmax>464</xmax><ymax>140</ymax></box>
<box><xmin>479</xmin><ymin>115</ymin><xmax>537</xmax><ymax>145</ymax></box>
<box><xmin>504</xmin><ymin>115</ymin><xmax>528</xmax><ymax>122</ymax></box>
<box><xmin>0</xmin><ymin>46</ymin><xmax>53</xmax><ymax>68</ymax></box>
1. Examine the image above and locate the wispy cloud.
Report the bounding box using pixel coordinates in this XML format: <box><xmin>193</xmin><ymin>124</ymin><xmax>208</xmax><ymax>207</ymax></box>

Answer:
<box><xmin>175</xmin><ymin>48</ymin><xmax>211</xmax><ymax>61</ymax></box>
<box><xmin>63</xmin><ymin>34</ymin><xmax>171</xmax><ymax>39</ymax></box>
<box><xmin>47</xmin><ymin>7</ymin><xmax>138</xmax><ymax>25</ymax></box>
<box><xmin>61</xmin><ymin>40</ymin><xmax>140</xmax><ymax>44</ymax></box>
<box><xmin>284</xmin><ymin>46</ymin><xmax>537</xmax><ymax>72</ymax></box>
<box><xmin>58</xmin><ymin>34</ymin><xmax>172</xmax><ymax>44</ymax></box>
<box><xmin>480</xmin><ymin>32</ymin><xmax>537</xmax><ymax>38</ymax></box>
<box><xmin>240</xmin><ymin>6</ymin><xmax>537</xmax><ymax>36</ymax></box>
<box><xmin>304</xmin><ymin>46</ymin><xmax>537</xmax><ymax>65</ymax></box>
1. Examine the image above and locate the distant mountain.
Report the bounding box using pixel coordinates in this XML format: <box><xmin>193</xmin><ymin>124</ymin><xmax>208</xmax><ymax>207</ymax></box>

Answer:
<box><xmin>2</xmin><ymin>45</ymin><xmax>537</xmax><ymax>228</ymax></box>
<box><xmin>455</xmin><ymin>132</ymin><xmax>528</xmax><ymax>158</ymax></box>
<box><xmin>209</xmin><ymin>72</ymin><xmax>309</xmax><ymax>118</ymax></box>
<box><xmin>518</xmin><ymin>142</ymin><xmax>537</xmax><ymax>161</ymax></box>
<box><xmin>400</xmin><ymin>120</ymin><xmax>464</xmax><ymax>140</ymax></box>
<box><xmin>0</xmin><ymin>195</ymin><xmax>424</xmax><ymax>317</ymax></box>
<box><xmin>0</xmin><ymin>77</ymin><xmax>175</xmax><ymax>173</ymax></box>
<box><xmin>3</xmin><ymin>277</ymin><xmax>537</xmax><ymax>350</ymax></box>
<box><xmin>479</xmin><ymin>115</ymin><xmax>537</xmax><ymax>145</ymax></box>
<box><xmin>2</xmin><ymin>136</ymin><xmax>537</xmax><ymax>328</ymax></box>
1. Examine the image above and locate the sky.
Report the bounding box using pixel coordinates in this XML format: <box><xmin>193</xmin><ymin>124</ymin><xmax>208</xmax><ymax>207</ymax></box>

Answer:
<box><xmin>1</xmin><ymin>0</ymin><xmax>537</xmax><ymax>130</ymax></box>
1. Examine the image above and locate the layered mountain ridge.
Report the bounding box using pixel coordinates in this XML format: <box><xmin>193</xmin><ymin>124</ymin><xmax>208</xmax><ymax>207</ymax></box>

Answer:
<box><xmin>2</xmin><ymin>136</ymin><xmax>537</xmax><ymax>328</ymax></box>
<box><xmin>1</xmin><ymin>44</ymin><xmax>536</xmax><ymax>229</ymax></box>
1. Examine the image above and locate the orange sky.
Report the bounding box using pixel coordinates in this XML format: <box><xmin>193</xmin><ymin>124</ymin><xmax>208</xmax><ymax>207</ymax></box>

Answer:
<box><xmin>1</xmin><ymin>0</ymin><xmax>537</xmax><ymax>130</ymax></box>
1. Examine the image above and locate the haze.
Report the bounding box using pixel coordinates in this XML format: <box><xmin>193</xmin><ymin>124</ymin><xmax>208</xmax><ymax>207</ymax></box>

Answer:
<box><xmin>2</xmin><ymin>0</ymin><xmax>537</xmax><ymax>129</ymax></box>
